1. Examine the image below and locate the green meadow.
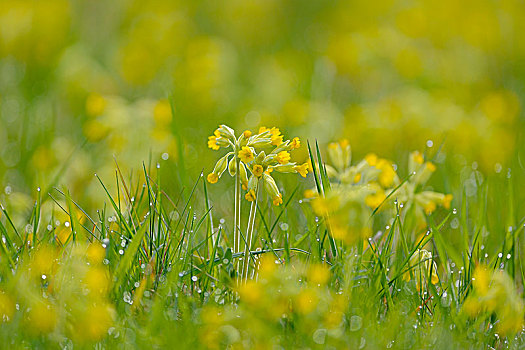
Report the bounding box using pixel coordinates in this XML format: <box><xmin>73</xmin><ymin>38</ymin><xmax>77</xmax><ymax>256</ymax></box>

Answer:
<box><xmin>0</xmin><ymin>0</ymin><xmax>524</xmax><ymax>348</ymax></box>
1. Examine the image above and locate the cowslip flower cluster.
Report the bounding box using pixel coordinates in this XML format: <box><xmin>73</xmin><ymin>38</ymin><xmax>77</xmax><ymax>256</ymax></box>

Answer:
<box><xmin>310</xmin><ymin>140</ymin><xmax>453</xmax><ymax>243</ymax></box>
<box><xmin>1</xmin><ymin>243</ymin><xmax>115</xmax><ymax>342</ymax></box>
<box><xmin>462</xmin><ymin>265</ymin><xmax>524</xmax><ymax>335</ymax></box>
<box><xmin>392</xmin><ymin>151</ymin><xmax>453</xmax><ymax>227</ymax></box>
<box><xmin>207</xmin><ymin>125</ymin><xmax>308</xmax><ymax>205</ymax></box>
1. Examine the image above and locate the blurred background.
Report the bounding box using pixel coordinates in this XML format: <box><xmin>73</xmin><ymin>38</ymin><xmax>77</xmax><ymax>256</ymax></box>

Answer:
<box><xmin>0</xmin><ymin>0</ymin><xmax>524</xmax><ymax>217</ymax></box>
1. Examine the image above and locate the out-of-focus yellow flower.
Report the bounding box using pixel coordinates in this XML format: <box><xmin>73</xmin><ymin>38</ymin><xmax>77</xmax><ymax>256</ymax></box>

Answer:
<box><xmin>84</xmin><ymin>267</ymin><xmax>110</xmax><ymax>296</ymax></box>
<box><xmin>26</xmin><ymin>301</ymin><xmax>57</xmax><ymax>334</ymax></box>
<box><xmin>73</xmin><ymin>303</ymin><xmax>115</xmax><ymax>342</ymax></box>
<box><xmin>480</xmin><ymin>91</ymin><xmax>520</xmax><ymax>123</ymax></box>
<box><xmin>394</xmin><ymin>47</ymin><xmax>423</xmax><ymax>79</ymax></box>
<box><xmin>0</xmin><ymin>292</ymin><xmax>14</xmax><ymax>322</ymax></box>
<box><xmin>311</xmin><ymin>196</ymin><xmax>340</xmax><ymax>216</ymax></box>
<box><xmin>85</xmin><ymin>93</ymin><xmax>107</xmax><ymax>117</ymax></box>
<box><xmin>376</xmin><ymin>159</ymin><xmax>396</xmax><ymax>188</ymax></box>
<box><xmin>31</xmin><ymin>145</ymin><xmax>55</xmax><ymax>172</ymax></box>
<box><xmin>365</xmin><ymin>189</ymin><xmax>386</xmax><ymax>209</ymax></box>
<box><xmin>272</xmin><ymin>194</ymin><xmax>283</xmax><ymax>206</ymax></box>
<box><xmin>424</xmin><ymin>201</ymin><xmax>436</xmax><ymax>215</ymax></box>
<box><xmin>153</xmin><ymin>99</ymin><xmax>172</xmax><ymax>126</ymax></box>
<box><xmin>464</xmin><ymin>265</ymin><xmax>524</xmax><ymax>335</ymax></box>
<box><xmin>258</xmin><ymin>254</ymin><xmax>278</xmax><ymax>279</ymax></box>
<box><xmin>295</xmin><ymin>288</ymin><xmax>318</xmax><ymax>314</ymax></box>
<box><xmin>327</xmin><ymin>139</ymin><xmax>352</xmax><ymax>172</ymax></box>
<box><xmin>365</xmin><ymin>153</ymin><xmax>378</xmax><ymax>166</ymax></box>
<box><xmin>307</xmin><ymin>264</ymin><xmax>330</xmax><ymax>285</ymax></box>
<box><xmin>84</xmin><ymin>119</ymin><xmax>110</xmax><ymax>142</ymax></box>
<box><xmin>238</xmin><ymin>280</ymin><xmax>262</xmax><ymax>306</ymax></box>
<box><xmin>304</xmin><ymin>189</ymin><xmax>317</xmax><ymax>199</ymax></box>
<box><xmin>86</xmin><ymin>243</ymin><xmax>105</xmax><ymax>265</ymax></box>
<box><xmin>31</xmin><ymin>246</ymin><xmax>57</xmax><ymax>276</ymax></box>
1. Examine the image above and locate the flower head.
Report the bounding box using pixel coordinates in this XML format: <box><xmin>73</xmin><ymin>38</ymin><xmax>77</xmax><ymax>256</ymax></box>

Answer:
<box><xmin>289</xmin><ymin>137</ymin><xmax>301</xmax><ymax>150</ymax></box>
<box><xmin>238</xmin><ymin>146</ymin><xmax>255</xmax><ymax>163</ymax></box>
<box><xmin>275</xmin><ymin>151</ymin><xmax>291</xmax><ymax>165</ymax></box>
<box><xmin>207</xmin><ymin>173</ymin><xmax>218</xmax><ymax>184</ymax></box>
<box><xmin>272</xmin><ymin>194</ymin><xmax>283</xmax><ymax>206</ymax></box>
<box><xmin>207</xmin><ymin>135</ymin><xmax>220</xmax><ymax>150</ymax></box>
<box><xmin>252</xmin><ymin>164</ymin><xmax>264</xmax><ymax>177</ymax></box>
<box><xmin>245</xmin><ymin>190</ymin><xmax>256</xmax><ymax>202</ymax></box>
<box><xmin>294</xmin><ymin>163</ymin><xmax>309</xmax><ymax>178</ymax></box>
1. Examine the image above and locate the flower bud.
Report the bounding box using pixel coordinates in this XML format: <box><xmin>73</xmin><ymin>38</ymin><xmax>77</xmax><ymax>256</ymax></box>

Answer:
<box><xmin>263</xmin><ymin>173</ymin><xmax>280</xmax><ymax>198</ymax></box>
<box><xmin>327</xmin><ymin>142</ymin><xmax>344</xmax><ymax>171</ymax></box>
<box><xmin>217</xmin><ymin>124</ymin><xmax>236</xmax><ymax>141</ymax></box>
<box><xmin>213</xmin><ymin>153</ymin><xmax>230</xmax><ymax>177</ymax></box>
<box><xmin>248</xmin><ymin>175</ymin><xmax>258</xmax><ymax>191</ymax></box>
<box><xmin>273</xmin><ymin>163</ymin><xmax>297</xmax><ymax>173</ymax></box>
<box><xmin>248</xmin><ymin>137</ymin><xmax>272</xmax><ymax>148</ymax></box>
<box><xmin>228</xmin><ymin>157</ymin><xmax>237</xmax><ymax>176</ymax></box>
<box><xmin>239</xmin><ymin>162</ymin><xmax>249</xmax><ymax>186</ymax></box>
<box><xmin>255</xmin><ymin>151</ymin><xmax>266</xmax><ymax>164</ymax></box>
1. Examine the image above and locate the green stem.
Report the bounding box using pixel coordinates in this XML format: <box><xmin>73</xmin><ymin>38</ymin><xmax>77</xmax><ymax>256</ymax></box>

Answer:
<box><xmin>234</xmin><ymin>157</ymin><xmax>242</xmax><ymax>275</ymax></box>
<box><xmin>242</xmin><ymin>180</ymin><xmax>259</xmax><ymax>282</ymax></box>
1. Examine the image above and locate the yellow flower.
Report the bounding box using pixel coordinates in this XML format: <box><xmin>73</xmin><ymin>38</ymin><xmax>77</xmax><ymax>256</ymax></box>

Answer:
<box><xmin>243</xmin><ymin>130</ymin><xmax>252</xmax><ymax>138</ymax></box>
<box><xmin>259</xmin><ymin>126</ymin><xmax>283</xmax><ymax>146</ymax></box>
<box><xmin>425</xmin><ymin>161</ymin><xmax>436</xmax><ymax>172</ymax></box>
<box><xmin>365</xmin><ymin>153</ymin><xmax>378</xmax><ymax>166</ymax></box>
<box><xmin>304</xmin><ymin>189</ymin><xmax>317</xmax><ymax>199</ymax></box>
<box><xmin>238</xmin><ymin>146</ymin><xmax>255</xmax><ymax>163</ymax></box>
<box><xmin>377</xmin><ymin>159</ymin><xmax>396</xmax><ymax>188</ymax></box>
<box><xmin>294</xmin><ymin>163</ymin><xmax>309</xmax><ymax>177</ymax></box>
<box><xmin>26</xmin><ymin>301</ymin><xmax>57</xmax><ymax>334</ymax></box>
<box><xmin>207</xmin><ymin>173</ymin><xmax>218</xmax><ymax>184</ymax></box>
<box><xmin>245</xmin><ymin>190</ymin><xmax>256</xmax><ymax>201</ymax></box>
<box><xmin>207</xmin><ymin>135</ymin><xmax>220</xmax><ymax>150</ymax></box>
<box><xmin>424</xmin><ymin>201</ymin><xmax>436</xmax><ymax>215</ymax></box>
<box><xmin>295</xmin><ymin>288</ymin><xmax>318</xmax><ymax>314</ymax></box>
<box><xmin>272</xmin><ymin>194</ymin><xmax>283</xmax><ymax>206</ymax></box>
<box><xmin>308</xmin><ymin>264</ymin><xmax>330</xmax><ymax>285</ymax></box>
<box><xmin>153</xmin><ymin>99</ymin><xmax>172</xmax><ymax>126</ymax></box>
<box><xmin>289</xmin><ymin>137</ymin><xmax>301</xmax><ymax>149</ymax></box>
<box><xmin>252</xmin><ymin>164</ymin><xmax>264</xmax><ymax>177</ymax></box>
<box><xmin>412</xmin><ymin>151</ymin><xmax>424</xmax><ymax>164</ymax></box>
<box><xmin>365</xmin><ymin>190</ymin><xmax>386</xmax><ymax>209</ymax></box>
<box><xmin>443</xmin><ymin>194</ymin><xmax>453</xmax><ymax>209</ymax></box>
<box><xmin>238</xmin><ymin>280</ymin><xmax>262</xmax><ymax>306</ymax></box>
<box><xmin>276</xmin><ymin>151</ymin><xmax>291</xmax><ymax>164</ymax></box>
<box><xmin>85</xmin><ymin>93</ymin><xmax>107</xmax><ymax>117</ymax></box>
<box><xmin>0</xmin><ymin>292</ymin><xmax>14</xmax><ymax>322</ymax></box>
<box><xmin>271</xmin><ymin>133</ymin><xmax>284</xmax><ymax>146</ymax></box>
<box><xmin>353</xmin><ymin>173</ymin><xmax>361</xmax><ymax>183</ymax></box>
<box><xmin>86</xmin><ymin>244</ymin><xmax>106</xmax><ymax>265</ymax></box>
